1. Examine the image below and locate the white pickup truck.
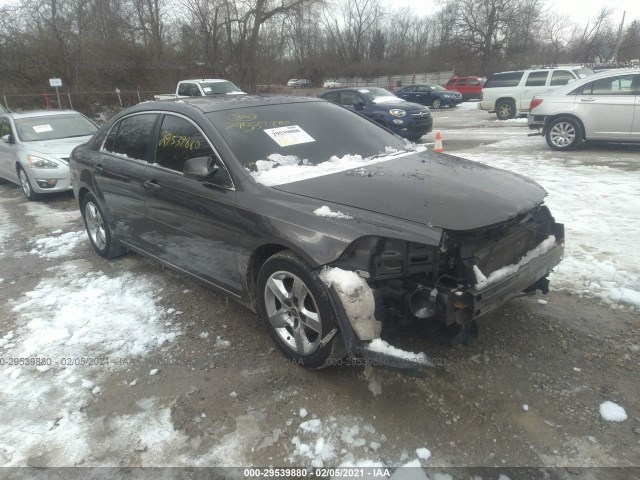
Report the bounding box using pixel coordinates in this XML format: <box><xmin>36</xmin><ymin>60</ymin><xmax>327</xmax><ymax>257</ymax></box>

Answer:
<box><xmin>154</xmin><ymin>79</ymin><xmax>246</xmax><ymax>101</ymax></box>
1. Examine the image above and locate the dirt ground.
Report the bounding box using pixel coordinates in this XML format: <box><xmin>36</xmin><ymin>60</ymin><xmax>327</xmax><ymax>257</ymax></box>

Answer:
<box><xmin>0</xmin><ymin>105</ymin><xmax>638</xmax><ymax>478</ymax></box>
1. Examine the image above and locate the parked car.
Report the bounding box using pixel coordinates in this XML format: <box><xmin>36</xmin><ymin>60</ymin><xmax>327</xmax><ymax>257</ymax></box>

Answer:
<box><xmin>287</xmin><ymin>79</ymin><xmax>312</xmax><ymax>88</ymax></box>
<box><xmin>444</xmin><ymin>76</ymin><xmax>485</xmax><ymax>100</ymax></box>
<box><xmin>70</xmin><ymin>95</ymin><xmax>564</xmax><ymax>370</ymax></box>
<box><xmin>319</xmin><ymin>87</ymin><xmax>433</xmax><ymax>141</ymax></box>
<box><xmin>528</xmin><ymin>69</ymin><xmax>640</xmax><ymax>150</ymax></box>
<box><xmin>0</xmin><ymin>110</ymin><xmax>98</xmax><ymax>200</ymax></box>
<box><xmin>479</xmin><ymin>67</ymin><xmax>595</xmax><ymax>120</ymax></box>
<box><xmin>394</xmin><ymin>83</ymin><xmax>463</xmax><ymax>108</ymax></box>
<box><xmin>323</xmin><ymin>80</ymin><xmax>341</xmax><ymax>88</ymax></box>
<box><xmin>154</xmin><ymin>79</ymin><xmax>245</xmax><ymax>101</ymax></box>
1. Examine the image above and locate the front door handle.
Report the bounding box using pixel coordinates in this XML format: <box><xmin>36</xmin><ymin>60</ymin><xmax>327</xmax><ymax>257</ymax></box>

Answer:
<box><xmin>143</xmin><ymin>179</ymin><xmax>161</xmax><ymax>192</ymax></box>
<box><xmin>581</xmin><ymin>98</ymin><xmax>596</xmax><ymax>102</ymax></box>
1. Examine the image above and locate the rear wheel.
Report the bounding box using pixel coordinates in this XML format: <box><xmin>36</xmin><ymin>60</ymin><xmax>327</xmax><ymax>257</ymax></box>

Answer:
<box><xmin>495</xmin><ymin>99</ymin><xmax>516</xmax><ymax>120</ymax></box>
<box><xmin>81</xmin><ymin>193</ymin><xmax>126</xmax><ymax>258</ymax></box>
<box><xmin>545</xmin><ymin>117</ymin><xmax>582</xmax><ymax>151</ymax></box>
<box><xmin>17</xmin><ymin>165</ymin><xmax>40</xmax><ymax>201</ymax></box>
<box><xmin>257</xmin><ymin>251</ymin><xmax>343</xmax><ymax>368</ymax></box>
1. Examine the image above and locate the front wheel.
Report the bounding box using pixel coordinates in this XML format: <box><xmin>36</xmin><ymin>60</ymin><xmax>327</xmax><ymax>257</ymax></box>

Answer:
<box><xmin>431</xmin><ymin>98</ymin><xmax>442</xmax><ymax>109</ymax></box>
<box><xmin>257</xmin><ymin>251</ymin><xmax>343</xmax><ymax>368</ymax></box>
<box><xmin>81</xmin><ymin>193</ymin><xmax>126</xmax><ymax>258</ymax></box>
<box><xmin>545</xmin><ymin>117</ymin><xmax>582</xmax><ymax>151</ymax></box>
<box><xmin>17</xmin><ymin>165</ymin><xmax>40</xmax><ymax>201</ymax></box>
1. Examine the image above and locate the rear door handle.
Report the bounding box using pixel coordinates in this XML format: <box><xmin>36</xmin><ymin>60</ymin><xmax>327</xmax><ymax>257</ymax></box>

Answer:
<box><xmin>581</xmin><ymin>98</ymin><xmax>596</xmax><ymax>102</ymax></box>
<box><xmin>143</xmin><ymin>179</ymin><xmax>161</xmax><ymax>192</ymax></box>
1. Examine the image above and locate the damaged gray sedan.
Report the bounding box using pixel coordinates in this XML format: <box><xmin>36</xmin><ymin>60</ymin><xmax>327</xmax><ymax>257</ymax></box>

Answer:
<box><xmin>70</xmin><ymin>96</ymin><xmax>564</xmax><ymax>371</ymax></box>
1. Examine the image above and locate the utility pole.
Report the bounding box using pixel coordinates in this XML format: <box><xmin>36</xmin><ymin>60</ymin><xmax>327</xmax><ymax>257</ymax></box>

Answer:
<box><xmin>612</xmin><ymin>11</ymin><xmax>626</xmax><ymax>63</ymax></box>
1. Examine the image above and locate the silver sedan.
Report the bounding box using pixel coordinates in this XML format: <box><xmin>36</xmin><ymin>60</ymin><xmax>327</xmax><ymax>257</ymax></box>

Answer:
<box><xmin>0</xmin><ymin>110</ymin><xmax>98</xmax><ymax>200</ymax></box>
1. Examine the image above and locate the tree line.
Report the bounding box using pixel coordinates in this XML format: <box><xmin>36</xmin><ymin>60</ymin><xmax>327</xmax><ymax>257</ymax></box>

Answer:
<box><xmin>0</xmin><ymin>0</ymin><xmax>638</xmax><ymax>94</ymax></box>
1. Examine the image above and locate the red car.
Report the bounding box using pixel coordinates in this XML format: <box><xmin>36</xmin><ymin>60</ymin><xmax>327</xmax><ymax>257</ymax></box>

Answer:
<box><xmin>444</xmin><ymin>76</ymin><xmax>485</xmax><ymax>100</ymax></box>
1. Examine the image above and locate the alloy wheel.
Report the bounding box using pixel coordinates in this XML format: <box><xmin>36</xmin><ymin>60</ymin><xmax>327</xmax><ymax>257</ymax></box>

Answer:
<box><xmin>549</xmin><ymin>121</ymin><xmax>576</xmax><ymax>148</ymax></box>
<box><xmin>19</xmin><ymin>169</ymin><xmax>31</xmax><ymax>198</ymax></box>
<box><xmin>85</xmin><ymin>201</ymin><xmax>107</xmax><ymax>251</ymax></box>
<box><xmin>264</xmin><ymin>271</ymin><xmax>323</xmax><ymax>355</ymax></box>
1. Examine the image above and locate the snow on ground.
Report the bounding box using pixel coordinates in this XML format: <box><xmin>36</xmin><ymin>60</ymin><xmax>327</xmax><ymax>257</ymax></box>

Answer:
<box><xmin>599</xmin><ymin>401</ymin><xmax>627</xmax><ymax>422</ymax></box>
<box><xmin>29</xmin><ymin>230</ymin><xmax>87</xmax><ymax>259</ymax></box>
<box><xmin>314</xmin><ymin>205</ymin><xmax>353</xmax><ymax>220</ymax></box>
<box><xmin>452</xmin><ymin>125</ymin><xmax>640</xmax><ymax>308</ymax></box>
<box><xmin>20</xmin><ymin>201</ymin><xmax>81</xmax><ymax>230</ymax></box>
<box><xmin>0</xmin><ymin>259</ymin><xmax>184</xmax><ymax>465</ymax></box>
<box><xmin>286</xmin><ymin>410</ymin><xmax>431</xmax><ymax>468</ymax></box>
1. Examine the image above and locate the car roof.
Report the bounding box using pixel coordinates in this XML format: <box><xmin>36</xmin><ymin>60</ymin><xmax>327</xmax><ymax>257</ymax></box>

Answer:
<box><xmin>181</xmin><ymin>79</ymin><xmax>234</xmax><ymax>83</ymax></box>
<box><xmin>150</xmin><ymin>95</ymin><xmax>324</xmax><ymax>114</ymax></box>
<box><xmin>5</xmin><ymin>109</ymin><xmax>81</xmax><ymax>119</ymax></box>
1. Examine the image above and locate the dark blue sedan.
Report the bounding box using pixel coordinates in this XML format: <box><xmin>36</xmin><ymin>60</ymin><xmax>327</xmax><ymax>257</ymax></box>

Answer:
<box><xmin>319</xmin><ymin>87</ymin><xmax>433</xmax><ymax>141</ymax></box>
<box><xmin>395</xmin><ymin>84</ymin><xmax>462</xmax><ymax>108</ymax></box>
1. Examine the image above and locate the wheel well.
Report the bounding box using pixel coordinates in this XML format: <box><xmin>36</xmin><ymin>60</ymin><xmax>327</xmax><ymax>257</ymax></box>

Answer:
<box><xmin>545</xmin><ymin>114</ymin><xmax>586</xmax><ymax>140</ymax></box>
<box><xmin>496</xmin><ymin>97</ymin><xmax>516</xmax><ymax>107</ymax></box>
<box><xmin>77</xmin><ymin>187</ymin><xmax>90</xmax><ymax>209</ymax></box>
<box><xmin>246</xmin><ymin>244</ymin><xmax>289</xmax><ymax>310</ymax></box>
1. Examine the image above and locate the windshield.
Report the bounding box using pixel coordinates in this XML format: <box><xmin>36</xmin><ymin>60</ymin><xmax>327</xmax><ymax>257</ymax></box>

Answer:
<box><xmin>15</xmin><ymin>114</ymin><xmax>98</xmax><ymax>142</ymax></box>
<box><xmin>357</xmin><ymin>87</ymin><xmax>402</xmax><ymax>103</ymax></box>
<box><xmin>200</xmin><ymin>81</ymin><xmax>243</xmax><ymax>95</ymax></box>
<box><xmin>207</xmin><ymin>101</ymin><xmax>412</xmax><ymax>185</ymax></box>
<box><xmin>572</xmin><ymin>68</ymin><xmax>595</xmax><ymax>79</ymax></box>
<box><xmin>428</xmin><ymin>84</ymin><xmax>446</xmax><ymax>91</ymax></box>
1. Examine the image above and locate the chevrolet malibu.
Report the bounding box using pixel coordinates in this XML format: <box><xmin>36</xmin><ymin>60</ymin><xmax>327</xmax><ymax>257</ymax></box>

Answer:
<box><xmin>0</xmin><ymin>110</ymin><xmax>98</xmax><ymax>200</ymax></box>
<box><xmin>70</xmin><ymin>96</ymin><xmax>564</xmax><ymax>370</ymax></box>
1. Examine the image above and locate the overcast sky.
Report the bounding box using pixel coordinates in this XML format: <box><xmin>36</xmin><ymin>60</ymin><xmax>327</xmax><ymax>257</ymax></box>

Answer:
<box><xmin>385</xmin><ymin>0</ymin><xmax>637</xmax><ymax>27</ymax></box>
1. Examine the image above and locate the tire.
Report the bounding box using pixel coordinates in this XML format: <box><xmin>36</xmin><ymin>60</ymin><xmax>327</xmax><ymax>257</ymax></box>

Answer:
<box><xmin>495</xmin><ymin>99</ymin><xmax>516</xmax><ymax>120</ymax></box>
<box><xmin>257</xmin><ymin>251</ymin><xmax>344</xmax><ymax>368</ymax></box>
<box><xmin>431</xmin><ymin>98</ymin><xmax>442</xmax><ymax>109</ymax></box>
<box><xmin>545</xmin><ymin>116</ymin><xmax>582</xmax><ymax>151</ymax></box>
<box><xmin>17</xmin><ymin>165</ymin><xmax>40</xmax><ymax>201</ymax></box>
<box><xmin>81</xmin><ymin>192</ymin><xmax>126</xmax><ymax>258</ymax></box>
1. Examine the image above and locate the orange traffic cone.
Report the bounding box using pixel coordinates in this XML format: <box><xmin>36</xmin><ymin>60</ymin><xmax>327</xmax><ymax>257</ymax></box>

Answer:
<box><xmin>433</xmin><ymin>131</ymin><xmax>444</xmax><ymax>153</ymax></box>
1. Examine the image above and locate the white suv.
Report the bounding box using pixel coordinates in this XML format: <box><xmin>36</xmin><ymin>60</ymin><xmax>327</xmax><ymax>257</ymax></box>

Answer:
<box><xmin>479</xmin><ymin>67</ymin><xmax>594</xmax><ymax>120</ymax></box>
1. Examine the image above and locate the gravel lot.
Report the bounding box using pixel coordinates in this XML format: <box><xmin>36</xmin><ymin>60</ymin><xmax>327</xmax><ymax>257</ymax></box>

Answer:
<box><xmin>0</xmin><ymin>103</ymin><xmax>638</xmax><ymax>477</ymax></box>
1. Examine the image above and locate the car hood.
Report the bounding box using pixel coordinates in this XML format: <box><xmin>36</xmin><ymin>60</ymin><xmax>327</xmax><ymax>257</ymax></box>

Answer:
<box><xmin>273</xmin><ymin>150</ymin><xmax>547</xmax><ymax>231</ymax></box>
<box><xmin>23</xmin><ymin>136</ymin><xmax>94</xmax><ymax>157</ymax></box>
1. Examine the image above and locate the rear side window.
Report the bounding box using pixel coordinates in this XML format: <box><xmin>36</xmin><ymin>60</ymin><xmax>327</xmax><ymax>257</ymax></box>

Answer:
<box><xmin>457</xmin><ymin>79</ymin><xmax>467</xmax><ymax>86</ymax></box>
<box><xmin>104</xmin><ymin>113</ymin><xmax>158</xmax><ymax>161</ymax></box>
<box><xmin>483</xmin><ymin>72</ymin><xmax>524</xmax><ymax>88</ymax></box>
<box><xmin>576</xmin><ymin>74</ymin><xmax>638</xmax><ymax>96</ymax></box>
<box><xmin>550</xmin><ymin>71</ymin><xmax>574</xmax><ymax>86</ymax></box>
<box><xmin>525</xmin><ymin>71</ymin><xmax>549</xmax><ymax>86</ymax></box>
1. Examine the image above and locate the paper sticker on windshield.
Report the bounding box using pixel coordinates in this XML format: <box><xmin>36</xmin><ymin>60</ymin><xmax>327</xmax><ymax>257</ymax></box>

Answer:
<box><xmin>264</xmin><ymin>125</ymin><xmax>315</xmax><ymax>147</ymax></box>
<box><xmin>202</xmin><ymin>87</ymin><xmax>212</xmax><ymax>93</ymax></box>
<box><xmin>33</xmin><ymin>124</ymin><xmax>53</xmax><ymax>133</ymax></box>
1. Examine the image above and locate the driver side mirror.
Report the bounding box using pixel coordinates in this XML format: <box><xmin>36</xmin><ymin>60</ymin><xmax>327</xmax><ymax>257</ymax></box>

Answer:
<box><xmin>183</xmin><ymin>156</ymin><xmax>219</xmax><ymax>182</ymax></box>
<box><xmin>1</xmin><ymin>134</ymin><xmax>14</xmax><ymax>144</ymax></box>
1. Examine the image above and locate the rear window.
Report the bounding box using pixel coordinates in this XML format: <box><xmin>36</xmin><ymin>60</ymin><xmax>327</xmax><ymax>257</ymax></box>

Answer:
<box><xmin>483</xmin><ymin>72</ymin><xmax>524</xmax><ymax>88</ymax></box>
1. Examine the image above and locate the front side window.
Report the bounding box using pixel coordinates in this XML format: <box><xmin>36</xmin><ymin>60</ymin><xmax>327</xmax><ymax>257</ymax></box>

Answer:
<box><xmin>525</xmin><ymin>71</ymin><xmax>549</xmax><ymax>87</ymax></box>
<box><xmin>457</xmin><ymin>79</ymin><xmax>468</xmax><ymax>86</ymax></box>
<box><xmin>14</xmin><ymin>114</ymin><xmax>97</xmax><ymax>142</ymax></box>
<box><xmin>340</xmin><ymin>91</ymin><xmax>361</xmax><ymax>106</ymax></box>
<box><xmin>0</xmin><ymin>118</ymin><xmax>13</xmax><ymax>137</ymax></box>
<box><xmin>155</xmin><ymin>115</ymin><xmax>232</xmax><ymax>187</ymax></box>
<box><xmin>468</xmin><ymin>79</ymin><xmax>480</xmax><ymax>86</ymax></box>
<box><xmin>104</xmin><ymin>113</ymin><xmax>158</xmax><ymax>161</ymax></box>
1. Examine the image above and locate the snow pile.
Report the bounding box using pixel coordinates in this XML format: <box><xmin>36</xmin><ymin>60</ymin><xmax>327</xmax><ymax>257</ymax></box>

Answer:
<box><xmin>30</xmin><ymin>231</ymin><xmax>86</xmax><ymax>259</ymax></box>
<box><xmin>474</xmin><ymin>236</ymin><xmax>556</xmax><ymax>290</ymax></box>
<box><xmin>249</xmin><ymin>147</ymin><xmax>425</xmax><ymax>186</ymax></box>
<box><xmin>319</xmin><ymin>267</ymin><xmax>366</xmax><ymax>295</ymax></box>
<box><xmin>287</xmin><ymin>413</ymin><xmax>387</xmax><ymax>467</ymax></box>
<box><xmin>313</xmin><ymin>205</ymin><xmax>353</xmax><ymax>220</ymax></box>
<box><xmin>415</xmin><ymin>447</ymin><xmax>431</xmax><ymax>460</ymax></box>
<box><xmin>367</xmin><ymin>339</ymin><xmax>429</xmax><ymax>365</ymax></box>
<box><xmin>0</xmin><ymin>260</ymin><xmax>182</xmax><ymax>466</ymax></box>
<box><xmin>599</xmin><ymin>401</ymin><xmax>627</xmax><ymax>422</ymax></box>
